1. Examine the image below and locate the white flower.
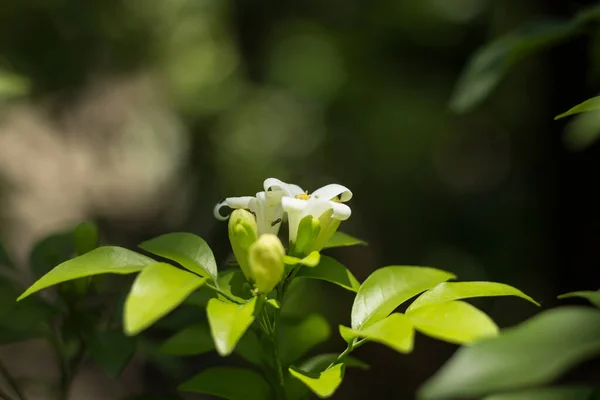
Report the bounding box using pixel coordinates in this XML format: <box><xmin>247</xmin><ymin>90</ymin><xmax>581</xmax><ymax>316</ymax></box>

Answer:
<box><xmin>214</xmin><ymin>178</ymin><xmax>304</xmax><ymax>235</ymax></box>
<box><xmin>281</xmin><ymin>183</ymin><xmax>352</xmax><ymax>245</ymax></box>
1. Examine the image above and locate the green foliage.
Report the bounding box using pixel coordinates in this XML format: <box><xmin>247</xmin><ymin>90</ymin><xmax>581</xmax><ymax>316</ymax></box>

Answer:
<box><xmin>85</xmin><ymin>330</ymin><xmax>137</xmax><ymax>378</ymax></box>
<box><xmin>73</xmin><ymin>221</ymin><xmax>100</xmax><ymax>256</ymax></box>
<box><xmin>419</xmin><ymin>307</ymin><xmax>600</xmax><ymax>399</ymax></box>
<box><xmin>288</xmin><ymin>363</ymin><xmax>345</xmax><ymax>399</ymax></box>
<box><xmin>284</xmin><ymin>251</ymin><xmax>321</xmax><ymax>267</ymax></box>
<box><xmin>340</xmin><ymin>313</ymin><xmax>414</xmax><ymax>353</ymax></box>
<box><xmin>296</xmin><ymin>255</ymin><xmax>360</xmax><ymax>292</ymax></box>
<box><xmin>206</xmin><ymin>297</ymin><xmax>257</xmax><ymax>356</ymax></box>
<box><xmin>0</xmin><ymin>69</ymin><xmax>30</xmax><ymax>100</ymax></box>
<box><xmin>555</xmin><ymin>96</ymin><xmax>600</xmax><ymax>120</ymax></box>
<box><xmin>322</xmin><ymin>231</ymin><xmax>367</xmax><ymax>249</ymax></box>
<box><xmin>483</xmin><ymin>386</ymin><xmax>598</xmax><ymax>400</ymax></box>
<box><xmin>280</xmin><ymin>314</ymin><xmax>331</xmax><ymax>366</ymax></box>
<box><xmin>558</xmin><ymin>290</ymin><xmax>600</xmax><ymax>308</ymax></box>
<box><xmin>178</xmin><ymin>367</ymin><xmax>270</xmax><ymax>400</ymax></box>
<box><xmin>160</xmin><ymin>323</ymin><xmax>214</xmax><ymax>356</ymax></box>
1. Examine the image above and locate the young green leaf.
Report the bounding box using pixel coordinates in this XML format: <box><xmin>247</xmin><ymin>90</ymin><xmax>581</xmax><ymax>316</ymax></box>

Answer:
<box><xmin>139</xmin><ymin>233</ymin><xmax>218</xmax><ymax>281</ymax></box>
<box><xmin>407</xmin><ymin>301</ymin><xmax>498</xmax><ymax>344</ymax></box>
<box><xmin>18</xmin><ymin>246</ymin><xmax>156</xmax><ymax>301</ymax></box>
<box><xmin>160</xmin><ymin>323</ymin><xmax>214</xmax><ymax>356</ymax></box>
<box><xmin>284</xmin><ymin>251</ymin><xmax>321</xmax><ymax>267</ymax></box>
<box><xmin>418</xmin><ymin>306</ymin><xmax>600</xmax><ymax>399</ymax></box>
<box><xmin>339</xmin><ymin>313</ymin><xmax>414</xmax><ymax>353</ymax></box>
<box><xmin>124</xmin><ymin>263</ymin><xmax>206</xmax><ymax>335</ymax></box>
<box><xmin>483</xmin><ymin>386</ymin><xmax>597</xmax><ymax>400</ymax></box>
<box><xmin>178</xmin><ymin>367</ymin><xmax>270</xmax><ymax>400</ymax></box>
<box><xmin>280</xmin><ymin>314</ymin><xmax>331</xmax><ymax>366</ymax></box>
<box><xmin>407</xmin><ymin>281</ymin><xmax>539</xmax><ymax>313</ymax></box>
<box><xmin>296</xmin><ymin>256</ymin><xmax>360</xmax><ymax>292</ymax></box>
<box><xmin>322</xmin><ymin>231</ymin><xmax>367</xmax><ymax>249</ymax></box>
<box><xmin>351</xmin><ymin>266</ymin><xmax>455</xmax><ymax>329</ymax></box>
<box><xmin>29</xmin><ymin>231</ymin><xmax>75</xmax><ymax>278</ymax></box>
<box><xmin>289</xmin><ymin>363</ymin><xmax>345</xmax><ymax>398</ymax></box>
<box><xmin>206</xmin><ymin>297</ymin><xmax>257</xmax><ymax>356</ymax></box>
<box><xmin>74</xmin><ymin>221</ymin><xmax>99</xmax><ymax>256</ymax></box>
<box><xmin>86</xmin><ymin>331</ymin><xmax>137</xmax><ymax>378</ymax></box>
<box><xmin>555</xmin><ymin>97</ymin><xmax>600</xmax><ymax>120</ymax></box>
<box><xmin>267</xmin><ymin>298</ymin><xmax>281</xmax><ymax>309</ymax></box>
<box><xmin>558</xmin><ymin>290</ymin><xmax>600</xmax><ymax>308</ymax></box>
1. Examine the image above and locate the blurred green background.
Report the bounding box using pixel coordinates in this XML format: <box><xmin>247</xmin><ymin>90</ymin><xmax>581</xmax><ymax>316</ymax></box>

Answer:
<box><xmin>1</xmin><ymin>0</ymin><xmax>599</xmax><ymax>398</ymax></box>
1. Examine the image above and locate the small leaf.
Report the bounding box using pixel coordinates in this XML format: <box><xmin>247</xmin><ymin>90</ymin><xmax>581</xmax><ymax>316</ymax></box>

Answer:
<box><xmin>558</xmin><ymin>290</ymin><xmax>600</xmax><ymax>308</ymax></box>
<box><xmin>0</xmin><ymin>241</ymin><xmax>14</xmax><ymax>268</ymax></box>
<box><xmin>29</xmin><ymin>231</ymin><xmax>75</xmax><ymax>279</ymax></box>
<box><xmin>74</xmin><ymin>221</ymin><xmax>99</xmax><ymax>256</ymax></box>
<box><xmin>483</xmin><ymin>386</ymin><xmax>598</xmax><ymax>400</ymax></box>
<box><xmin>407</xmin><ymin>281</ymin><xmax>539</xmax><ymax>312</ymax></box>
<box><xmin>299</xmin><ymin>353</ymin><xmax>369</xmax><ymax>372</ymax></box>
<box><xmin>418</xmin><ymin>306</ymin><xmax>600</xmax><ymax>399</ymax></box>
<box><xmin>351</xmin><ymin>266</ymin><xmax>455</xmax><ymax>329</ymax></box>
<box><xmin>18</xmin><ymin>246</ymin><xmax>156</xmax><ymax>301</ymax></box>
<box><xmin>86</xmin><ymin>331</ymin><xmax>137</xmax><ymax>378</ymax></box>
<box><xmin>407</xmin><ymin>301</ymin><xmax>498</xmax><ymax>344</ymax></box>
<box><xmin>323</xmin><ymin>232</ymin><xmax>367</xmax><ymax>249</ymax></box>
<box><xmin>160</xmin><ymin>323</ymin><xmax>214</xmax><ymax>356</ymax></box>
<box><xmin>124</xmin><ymin>263</ymin><xmax>206</xmax><ymax>335</ymax></box>
<box><xmin>216</xmin><ymin>268</ymin><xmax>252</xmax><ymax>303</ymax></box>
<box><xmin>284</xmin><ymin>251</ymin><xmax>321</xmax><ymax>267</ymax></box>
<box><xmin>0</xmin><ymin>69</ymin><xmax>30</xmax><ymax>99</ymax></box>
<box><xmin>339</xmin><ymin>313</ymin><xmax>414</xmax><ymax>353</ymax></box>
<box><xmin>296</xmin><ymin>256</ymin><xmax>360</xmax><ymax>292</ymax></box>
<box><xmin>139</xmin><ymin>233</ymin><xmax>218</xmax><ymax>281</ymax></box>
<box><xmin>206</xmin><ymin>297</ymin><xmax>257</xmax><ymax>356</ymax></box>
<box><xmin>280</xmin><ymin>314</ymin><xmax>331</xmax><ymax>366</ymax></box>
<box><xmin>179</xmin><ymin>367</ymin><xmax>270</xmax><ymax>400</ymax></box>
<box><xmin>267</xmin><ymin>298</ymin><xmax>281</xmax><ymax>309</ymax></box>
<box><xmin>555</xmin><ymin>97</ymin><xmax>600</xmax><ymax>120</ymax></box>
<box><xmin>289</xmin><ymin>363</ymin><xmax>345</xmax><ymax>398</ymax></box>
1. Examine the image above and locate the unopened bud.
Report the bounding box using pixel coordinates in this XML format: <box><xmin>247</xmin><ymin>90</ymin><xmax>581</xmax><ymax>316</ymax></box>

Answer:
<box><xmin>248</xmin><ymin>234</ymin><xmax>285</xmax><ymax>294</ymax></box>
<box><xmin>292</xmin><ymin>215</ymin><xmax>321</xmax><ymax>257</ymax></box>
<box><xmin>308</xmin><ymin>209</ymin><xmax>341</xmax><ymax>254</ymax></box>
<box><xmin>228</xmin><ymin>209</ymin><xmax>258</xmax><ymax>280</ymax></box>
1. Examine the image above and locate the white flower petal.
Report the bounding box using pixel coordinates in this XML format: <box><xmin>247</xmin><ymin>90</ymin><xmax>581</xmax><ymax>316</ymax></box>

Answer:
<box><xmin>311</xmin><ymin>184</ymin><xmax>353</xmax><ymax>202</ymax></box>
<box><xmin>264</xmin><ymin>178</ymin><xmax>305</xmax><ymax>197</ymax></box>
<box><xmin>255</xmin><ymin>191</ymin><xmax>285</xmax><ymax>235</ymax></box>
<box><xmin>281</xmin><ymin>196</ymin><xmax>310</xmax><ymax>215</ymax></box>
<box><xmin>328</xmin><ymin>201</ymin><xmax>351</xmax><ymax>220</ymax></box>
<box><xmin>213</xmin><ymin>196</ymin><xmax>255</xmax><ymax>220</ymax></box>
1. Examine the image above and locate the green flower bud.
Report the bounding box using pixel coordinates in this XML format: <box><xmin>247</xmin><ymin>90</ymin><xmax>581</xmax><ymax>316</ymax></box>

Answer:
<box><xmin>310</xmin><ymin>209</ymin><xmax>341</xmax><ymax>253</ymax></box>
<box><xmin>292</xmin><ymin>215</ymin><xmax>321</xmax><ymax>257</ymax></box>
<box><xmin>228</xmin><ymin>209</ymin><xmax>258</xmax><ymax>280</ymax></box>
<box><xmin>248</xmin><ymin>234</ymin><xmax>285</xmax><ymax>294</ymax></box>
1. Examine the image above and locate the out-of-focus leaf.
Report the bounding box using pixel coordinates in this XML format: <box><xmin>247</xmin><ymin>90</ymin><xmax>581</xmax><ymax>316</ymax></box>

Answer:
<box><xmin>124</xmin><ymin>263</ymin><xmax>206</xmax><ymax>335</ymax></box>
<box><xmin>558</xmin><ymin>290</ymin><xmax>600</xmax><ymax>308</ymax></box>
<box><xmin>160</xmin><ymin>323</ymin><xmax>213</xmax><ymax>356</ymax></box>
<box><xmin>407</xmin><ymin>301</ymin><xmax>498</xmax><ymax>344</ymax></box>
<box><xmin>0</xmin><ymin>241</ymin><xmax>14</xmax><ymax>268</ymax></box>
<box><xmin>206</xmin><ymin>297</ymin><xmax>257</xmax><ymax>356</ymax></box>
<box><xmin>562</xmin><ymin>111</ymin><xmax>600</xmax><ymax>151</ymax></box>
<box><xmin>483</xmin><ymin>386</ymin><xmax>598</xmax><ymax>400</ymax></box>
<box><xmin>322</xmin><ymin>232</ymin><xmax>367</xmax><ymax>249</ymax></box>
<box><xmin>296</xmin><ymin>256</ymin><xmax>360</xmax><ymax>292</ymax></box>
<box><xmin>139</xmin><ymin>233</ymin><xmax>218</xmax><ymax>281</ymax></box>
<box><xmin>280</xmin><ymin>314</ymin><xmax>331</xmax><ymax>366</ymax></box>
<box><xmin>0</xmin><ymin>69</ymin><xmax>30</xmax><ymax>100</ymax></box>
<box><xmin>451</xmin><ymin>20</ymin><xmax>578</xmax><ymax>113</ymax></box>
<box><xmin>234</xmin><ymin>328</ymin><xmax>264</xmax><ymax>366</ymax></box>
<box><xmin>351</xmin><ymin>266</ymin><xmax>455</xmax><ymax>329</ymax></box>
<box><xmin>86</xmin><ymin>331</ymin><xmax>137</xmax><ymax>378</ymax></box>
<box><xmin>289</xmin><ymin>363</ymin><xmax>344</xmax><ymax>399</ymax></box>
<box><xmin>299</xmin><ymin>353</ymin><xmax>369</xmax><ymax>372</ymax></box>
<box><xmin>407</xmin><ymin>281</ymin><xmax>539</xmax><ymax>312</ymax></box>
<box><xmin>29</xmin><ymin>231</ymin><xmax>75</xmax><ymax>279</ymax></box>
<box><xmin>340</xmin><ymin>313</ymin><xmax>414</xmax><ymax>353</ymax></box>
<box><xmin>74</xmin><ymin>221</ymin><xmax>99</xmax><ymax>256</ymax></box>
<box><xmin>18</xmin><ymin>246</ymin><xmax>156</xmax><ymax>301</ymax></box>
<box><xmin>284</xmin><ymin>251</ymin><xmax>321</xmax><ymax>267</ymax></box>
<box><xmin>555</xmin><ymin>97</ymin><xmax>600</xmax><ymax>120</ymax></box>
<box><xmin>419</xmin><ymin>307</ymin><xmax>600</xmax><ymax>399</ymax></box>
<box><xmin>178</xmin><ymin>367</ymin><xmax>270</xmax><ymax>400</ymax></box>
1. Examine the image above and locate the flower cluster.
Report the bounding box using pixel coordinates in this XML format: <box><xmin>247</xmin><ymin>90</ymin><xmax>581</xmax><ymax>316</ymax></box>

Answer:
<box><xmin>214</xmin><ymin>178</ymin><xmax>352</xmax><ymax>293</ymax></box>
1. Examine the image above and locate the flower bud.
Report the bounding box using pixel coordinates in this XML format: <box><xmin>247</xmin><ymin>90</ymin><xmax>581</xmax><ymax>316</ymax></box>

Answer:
<box><xmin>228</xmin><ymin>209</ymin><xmax>258</xmax><ymax>280</ymax></box>
<box><xmin>292</xmin><ymin>215</ymin><xmax>321</xmax><ymax>257</ymax></box>
<box><xmin>248</xmin><ymin>234</ymin><xmax>285</xmax><ymax>294</ymax></box>
<box><xmin>310</xmin><ymin>209</ymin><xmax>341</xmax><ymax>253</ymax></box>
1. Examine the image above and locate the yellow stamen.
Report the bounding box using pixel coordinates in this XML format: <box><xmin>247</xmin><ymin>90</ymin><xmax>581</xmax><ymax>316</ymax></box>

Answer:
<box><xmin>295</xmin><ymin>193</ymin><xmax>310</xmax><ymax>200</ymax></box>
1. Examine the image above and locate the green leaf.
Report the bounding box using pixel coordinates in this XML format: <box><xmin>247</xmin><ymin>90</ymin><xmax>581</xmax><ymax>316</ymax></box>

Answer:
<box><xmin>160</xmin><ymin>323</ymin><xmax>214</xmax><ymax>356</ymax></box>
<box><xmin>139</xmin><ymin>233</ymin><xmax>218</xmax><ymax>281</ymax></box>
<box><xmin>555</xmin><ymin>97</ymin><xmax>600</xmax><ymax>120</ymax></box>
<box><xmin>284</xmin><ymin>251</ymin><xmax>321</xmax><ymax>267</ymax></box>
<box><xmin>418</xmin><ymin>306</ymin><xmax>600</xmax><ymax>399</ymax></box>
<box><xmin>0</xmin><ymin>241</ymin><xmax>14</xmax><ymax>268</ymax></box>
<box><xmin>451</xmin><ymin>20</ymin><xmax>577</xmax><ymax>113</ymax></box>
<box><xmin>323</xmin><ymin>231</ymin><xmax>367</xmax><ymax>249</ymax></box>
<box><xmin>296</xmin><ymin>255</ymin><xmax>360</xmax><ymax>292</ymax></box>
<box><xmin>280</xmin><ymin>314</ymin><xmax>331</xmax><ymax>366</ymax></box>
<box><xmin>74</xmin><ymin>221</ymin><xmax>99</xmax><ymax>256</ymax></box>
<box><xmin>289</xmin><ymin>363</ymin><xmax>345</xmax><ymax>398</ymax></box>
<box><xmin>339</xmin><ymin>313</ymin><xmax>414</xmax><ymax>353</ymax></box>
<box><xmin>407</xmin><ymin>300</ymin><xmax>498</xmax><ymax>344</ymax></box>
<box><xmin>124</xmin><ymin>263</ymin><xmax>206</xmax><ymax>335</ymax></box>
<box><xmin>351</xmin><ymin>266</ymin><xmax>455</xmax><ymax>329</ymax></box>
<box><xmin>234</xmin><ymin>329</ymin><xmax>264</xmax><ymax>366</ymax></box>
<box><xmin>558</xmin><ymin>290</ymin><xmax>600</xmax><ymax>308</ymax></box>
<box><xmin>179</xmin><ymin>367</ymin><xmax>270</xmax><ymax>400</ymax></box>
<box><xmin>267</xmin><ymin>298</ymin><xmax>281</xmax><ymax>309</ymax></box>
<box><xmin>29</xmin><ymin>231</ymin><xmax>75</xmax><ymax>279</ymax></box>
<box><xmin>206</xmin><ymin>297</ymin><xmax>257</xmax><ymax>356</ymax></box>
<box><xmin>216</xmin><ymin>268</ymin><xmax>252</xmax><ymax>303</ymax></box>
<box><xmin>483</xmin><ymin>386</ymin><xmax>598</xmax><ymax>400</ymax></box>
<box><xmin>407</xmin><ymin>281</ymin><xmax>539</xmax><ymax>312</ymax></box>
<box><xmin>0</xmin><ymin>69</ymin><xmax>30</xmax><ymax>100</ymax></box>
<box><xmin>18</xmin><ymin>246</ymin><xmax>156</xmax><ymax>301</ymax></box>
<box><xmin>86</xmin><ymin>331</ymin><xmax>137</xmax><ymax>378</ymax></box>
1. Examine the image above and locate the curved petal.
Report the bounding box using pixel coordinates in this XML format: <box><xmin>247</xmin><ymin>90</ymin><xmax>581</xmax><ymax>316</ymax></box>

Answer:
<box><xmin>281</xmin><ymin>196</ymin><xmax>310</xmax><ymax>215</ymax></box>
<box><xmin>213</xmin><ymin>200</ymin><xmax>230</xmax><ymax>221</ymax></box>
<box><xmin>328</xmin><ymin>201</ymin><xmax>351</xmax><ymax>220</ymax></box>
<box><xmin>264</xmin><ymin>178</ymin><xmax>305</xmax><ymax>197</ymax></box>
<box><xmin>213</xmin><ymin>196</ymin><xmax>255</xmax><ymax>220</ymax></box>
<box><xmin>311</xmin><ymin>184</ymin><xmax>353</xmax><ymax>202</ymax></box>
<box><xmin>255</xmin><ymin>192</ymin><xmax>285</xmax><ymax>235</ymax></box>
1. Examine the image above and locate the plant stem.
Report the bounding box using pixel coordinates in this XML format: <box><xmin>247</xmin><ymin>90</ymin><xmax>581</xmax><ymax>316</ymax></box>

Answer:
<box><xmin>48</xmin><ymin>326</ymin><xmax>70</xmax><ymax>400</ymax></box>
<box><xmin>205</xmin><ymin>283</ymin><xmax>243</xmax><ymax>304</ymax></box>
<box><xmin>0</xmin><ymin>359</ymin><xmax>25</xmax><ymax>400</ymax></box>
<box><xmin>325</xmin><ymin>338</ymin><xmax>368</xmax><ymax>370</ymax></box>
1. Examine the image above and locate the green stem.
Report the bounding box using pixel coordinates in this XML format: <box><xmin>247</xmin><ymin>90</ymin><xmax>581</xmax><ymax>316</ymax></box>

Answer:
<box><xmin>205</xmin><ymin>283</ymin><xmax>243</xmax><ymax>304</ymax></box>
<box><xmin>0</xmin><ymin>359</ymin><xmax>25</xmax><ymax>400</ymax></box>
<box><xmin>48</xmin><ymin>327</ymin><xmax>69</xmax><ymax>400</ymax></box>
<box><xmin>325</xmin><ymin>338</ymin><xmax>368</xmax><ymax>370</ymax></box>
